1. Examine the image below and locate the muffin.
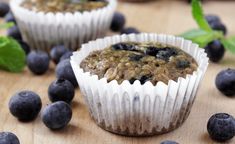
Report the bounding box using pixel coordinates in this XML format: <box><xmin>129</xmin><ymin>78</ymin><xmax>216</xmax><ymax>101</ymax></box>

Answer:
<box><xmin>70</xmin><ymin>33</ymin><xmax>209</xmax><ymax>136</ymax></box>
<box><xmin>10</xmin><ymin>0</ymin><xmax>117</xmax><ymax>51</ymax></box>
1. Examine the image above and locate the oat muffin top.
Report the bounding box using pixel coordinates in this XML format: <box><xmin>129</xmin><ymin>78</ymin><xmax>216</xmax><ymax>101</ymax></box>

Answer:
<box><xmin>21</xmin><ymin>0</ymin><xmax>108</xmax><ymax>13</ymax></box>
<box><xmin>80</xmin><ymin>42</ymin><xmax>198</xmax><ymax>85</ymax></box>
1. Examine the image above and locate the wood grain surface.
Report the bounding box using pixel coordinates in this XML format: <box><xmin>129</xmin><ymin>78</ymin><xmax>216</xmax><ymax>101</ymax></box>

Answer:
<box><xmin>0</xmin><ymin>0</ymin><xmax>235</xmax><ymax>144</ymax></box>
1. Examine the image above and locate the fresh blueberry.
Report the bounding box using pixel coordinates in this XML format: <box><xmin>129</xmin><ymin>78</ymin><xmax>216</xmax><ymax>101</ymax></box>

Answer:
<box><xmin>5</xmin><ymin>12</ymin><xmax>16</xmax><ymax>24</ymax></box>
<box><xmin>48</xmin><ymin>79</ymin><xmax>75</xmax><ymax>104</ymax></box>
<box><xmin>205</xmin><ymin>40</ymin><xmax>225</xmax><ymax>63</ymax></box>
<box><xmin>210</xmin><ymin>22</ymin><xmax>227</xmax><ymax>35</ymax></box>
<box><xmin>112</xmin><ymin>43</ymin><xmax>136</xmax><ymax>51</ymax></box>
<box><xmin>50</xmin><ymin>45</ymin><xmax>69</xmax><ymax>64</ymax></box>
<box><xmin>60</xmin><ymin>51</ymin><xmax>73</xmax><ymax>62</ymax></box>
<box><xmin>176</xmin><ymin>60</ymin><xmax>190</xmax><ymax>69</ymax></box>
<box><xmin>156</xmin><ymin>47</ymin><xmax>178</xmax><ymax>61</ymax></box>
<box><xmin>0</xmin><ymin>132</ymin><xmax>20</xmax><ymax>144</ymax></box>
<box><xmin>0</xmin><ymin>2</ymin><xmax>10</xmax><ymax>17</ymax></box>
<box><xmin>120</xmin><ymin>27</ymin><xmax>140</xmax><ymax>35</ymax></box>
<box><xmin>139</xmin><ymin>75</ymin><xmax>150</xmax><ymax>85</ymax></box>
<box><xmin>7</xmin><ymin>26</ymin><xmax>22</xmax><ymax>40</ymax></box>
<box><xmin>42</xmin><ymin>101</ymin><xmax>72</xmax><ymax>130</ymax></box>
<box><xmin>160</xmin><ymin>140</ymin><xmax>179</xmax><ymax>144</ymax></box>
<box><xmin>205</xmin><ymin>14</ymin><xmax>221</xmax><ymax>25</ymax></box>
<box><xmin>207</xmin><ymin>113</ymin><xmax>235</xmax><ymax>142</ymax></box>
<box><xmin>129</xmin><ymin>54</ymin><xmax>143</xmax><ymax>61</ymax></box>
<box><xmin>17</xmin><ymin>40</ymin><xmax>30</xmax><ymax>55</ymax></box>
<box><xmin>110</xmin><ymin>12</ymin><xmax>126</xmax><ymax>32</ymax></box>
<box><xmin>9</xmin><ymin>90</ymin><xmax>42</xmax><ymax>121</ymax></box>
<box><xmin>56</xmin><ymin>59</ymin><xmax>78</xmax><ymax>87</ymax></box>
<box><xmin>27</xmin><ymin>51</ymin><xmax>50</xmax><ymax>75</ymax></box>
<box><xmin>145</xmin><ymin>47</ymin><xmax>158</xmax><ymax>56</ymax></box>
<box><xmin>215</xmin><ymin>68</ymin><xmax>235</xmax><ymax>96</ymax></box>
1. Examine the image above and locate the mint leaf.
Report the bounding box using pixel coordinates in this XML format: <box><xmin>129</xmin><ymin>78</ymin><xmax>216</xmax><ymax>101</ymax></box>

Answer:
<box><xmin>0</xmin><ymin>37</ymin><xmax>26</xmax><ymax>72</ymax></box>
<box><xmin>0</xmin><ymin>22</ymin><xmax>14</xmax><ymax>29</ymax></box>
<box><xmin>180</xmin><ymin>29</ymin><xmax>223</xmax><ymax>47</ymax></box>
<box><xmin>192</xmin><ymin>0</ymin><xmax>212</xmax><ymax>32</ymax></box>
<box><xmin>221</xmin><ymin>37</ymin><xmax>235</xmax><ymax>53</ymax></box>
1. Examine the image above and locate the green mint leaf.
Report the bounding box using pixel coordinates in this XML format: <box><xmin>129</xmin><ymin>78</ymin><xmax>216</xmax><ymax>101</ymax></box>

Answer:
<box><xmin>192</xmin><ymin>0</ymin><xmax>212</xmax><ymax>32</ymax></box>
<box><xmin>221</xmin><ymin>36</ymin><xmax>235</xmax><ymax>53</ymax></box>
<box><xmin>180</xmin><ymin>29</ymin><xmax>223</xmax><ymax>47</ymax></box>
<box><xmin>0</xmin><ymin>37</ymin><xmax>26</xmax><ymax>72</ymax></box>
<box><xmin>0</xmin><ymin>22</ymin><xmax>15</xmax><ymax>29</ymax></box>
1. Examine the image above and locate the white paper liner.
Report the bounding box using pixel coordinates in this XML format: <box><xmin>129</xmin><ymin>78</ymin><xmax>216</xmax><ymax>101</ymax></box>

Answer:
<box><xmin>70</xmin><ymin>33</ymin><xmax>209</xmax><ymax>136</ymax></box>
<box><xmin>10</xmin><ymin>0</ymin><xmax>117</xmax><ymax>51</ymax></box>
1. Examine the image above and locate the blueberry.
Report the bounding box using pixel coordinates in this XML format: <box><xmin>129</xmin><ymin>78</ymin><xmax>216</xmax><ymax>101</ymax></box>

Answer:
<box><xmin>145</xmin><ymin>46</ymin><xmax>159</xmax><ymax>56</ymax></box>
<box><xmin>176</xmin><ymin>60</ymin><xmax>190</xmax><ymax>69</ymax></box>
<box><xmin>205</xmin><ymin>40</ymin><xmax>225</xmax><ymax>63</ymax></box>
<box><xmin>139</xmin><ymin>75</ymin><xmax>150</xmax><ymax>85</ymax></box>
<box><xmin>7</xmin><ymin>26</ymin><xmax>22</xmax><ymax>41</ymax></box>
<box><xmin>205</xmin><ymin>14</ymin><xmax>221</xmax><ymax>24</ymax></box>
<box><xmin>156</xmin><ymin>47</ymin><xmax>178</xmax><ymax>61</ymax></box>
<box><xmin>42</xmin><ymin>101</ymin><xmax>72</xmax><ymax>130</ymax></box>
<box><xmin>50</xmin><ymin>45</ymin><xmax>69</xmax><ymax>64</ymax></box>
<box><xmin>9</xmin><ymin>90</ymin><xmax>42</xmax><ymax>121</ymax></box>
<box><xmin>5</xmin><ymin>12</ymin><xmax>16</xmax><ymax>24</ymax></box>
<box><xmin>27</xmin><ymin>51</ymin><xmax>50</xmax><ymax>75</ymax></box>
<box><xmin>215</xmin><ymin>68</ymin><xmax>235</xmax><ymax>96</ymax></box>
<box><xmin>0</xmin><ymin>132</ymin><xmax>20</xmax><ymax>144</ymax></box>
<box><xmin>17</xmin><ymin>40</ymin><xmax>30</xmax><ymax>55</ymax></box>
<box><xmin>207</xmin><ymin>113</ymin><xmax>235</xmax><ymax>142</ymax></box>
<box><xmin>120</xmin><ymin>27</ymin><xmax>140</xmax><ymax>35</ymax></box>
<box><xmin>210</xmin><ymin>22</ymin><xmax>227</xmax><ymax>35</ymax></box>
<box><xmin>48</xmin><ymin>79</ymin><xmax>75</xmax><ymax>104</ymax></box>
<box><xmin>112</xmin><ymin>43</ymin><xmax>136</xmax><ymax>51</ymax></box>
<box><xmin>129</xmin><ymin>54</ymin><xmax>143</xmax><ymax>61</ymax></box>
<box><xmin>0</xmin><ymin>3</ymin><xmax>10</xmax><ymax>17</ymax></box>
<box><xmin>56</xmin><ymin>59</ymin><xmax>78</xmax><ymax>87</ymax></box>
<box><xmin>60</xmin><ymin>51</ymin><xmax>73</xmax><ymax>62</ymax></box>
<box><xmin>110</xmin><ymin>12</ymin><xmax>126</xmax><ymax>32</ymax></box>
<box><xmin>160</xmin><ymin>140</ymin><xmax>179</xmax><ymax>144</ymax></box>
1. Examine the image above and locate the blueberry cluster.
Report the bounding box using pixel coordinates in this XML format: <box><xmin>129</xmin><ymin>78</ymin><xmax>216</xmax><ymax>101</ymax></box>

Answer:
<box><xmin>110</xmin><ymin>12</ymin><xmax>140</xmax><ymax>34</ymax></box>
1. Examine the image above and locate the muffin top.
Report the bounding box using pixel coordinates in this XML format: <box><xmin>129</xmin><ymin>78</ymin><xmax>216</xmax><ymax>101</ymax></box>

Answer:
<box><xmin>21</xmin><ymin>0</ymin><xmax>108</xmax><ymax>13</ymax></box>
<box><xmin>80</xmin><ymin>42</ymin><xmax>198</xmax><ymax>85</ymax></box>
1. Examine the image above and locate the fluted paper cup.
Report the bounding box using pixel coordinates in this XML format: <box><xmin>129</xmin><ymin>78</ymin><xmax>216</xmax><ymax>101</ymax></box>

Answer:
<box><xmin>10</xmin><ymin>0</ymin><xmax>117</xmax><ymax>51</ymax></box>
<box><xmin>70</xmin><ymin>33</ymin><xmax>209</xmax><ymax>136</ymax></box>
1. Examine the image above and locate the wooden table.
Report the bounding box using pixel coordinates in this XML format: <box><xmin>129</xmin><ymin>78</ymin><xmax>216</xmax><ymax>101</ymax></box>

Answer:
<box><xmin>1</xmin><ymin>1</ymin><xmax>235</xmax><ymax>144</ymax></box>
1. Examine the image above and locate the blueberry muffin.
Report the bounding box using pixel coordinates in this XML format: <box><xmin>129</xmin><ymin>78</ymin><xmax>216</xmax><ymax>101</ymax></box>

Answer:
<box><xmin>80</xmin><ymin>42</ymin><xmax>198</xmax><ymax>85</ymax></box>
<box><xmin>21</xmin><ymin>0</ymin><xmax>108</xmax><ymax>13</ymax></box>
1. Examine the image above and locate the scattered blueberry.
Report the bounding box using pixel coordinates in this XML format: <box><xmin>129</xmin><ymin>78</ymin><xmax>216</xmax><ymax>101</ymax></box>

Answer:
<box><xmin>50</xmin><ymin>45</ymin><xmax>69</xmax><ymax>64</ymax></box>
<box><xmin>0</xmin><ymin>132</ymin><xmax>20</xmax><ymax>144</ymax></box>
<box><xmin>7</xmin><ymin>26</ymin><xmax>22</xmax><ymax>41</ymax></box>
<box><xmin>145</xmin><ymin>47</ymin><xmax>158</xmax><ymax>56</ymax></box>
<box><xmin>210</xmin><ymin>22</ymin><xmax>227</xmax><ymax>35</ymax></box>
<box><xmin>205</xmin><ymin>14</ymin><xmax>221</xmax><ymax>25</ymax></box>
<box><xmin>5</xmin><ymin>12</ymin><xmax>16</xmax><ymax>24</ymax></box>
<box><xmin>215</xmin><ymin>68</ymin><xmax>235</xmax><ymax>96</ymax></box>
<box><xmin>27</xmin><ymin>51</ymin><xmax>50</xmax><ymax>75</ymax></box>
<box><xmin>139</xmin><ymin>75</ymin><xmax>150</xmax><ymax>85</ymax></box>
<box><xmin>56</xmin><ymin>59</ymin><xmax>78</xmax><ymax>87</ymax></box>
<box><xmin>112</xmin><ymin>43</ymin><xmax>136</xmax><ymax>51</ymax></box>
<box><xmin>42</xmin><ymin>101</ymin><xmax>72</xmax><ymax>130</ymax></box>
<box><xmin>48</xmin><ymin>79</ymin><xmax>75</xmax><ymax>104</ymax></box>
<box><xmin>9</xmin><ymin>91</ymin><xmax>42</xmax><ymax>121</ymax></box>
<box><xmin>207</xmin><ymin>113</ymin><xmax>235</xmax><ymax>142</ymax></box>
<box><xmin>0</xmin><ymin>2</ymin><xmax>10</xmax><ymax>17</ymax></box>
<box><xmin>17</xmin><ymin>40</ymin><xmax>30</xmax><ymax>55</ymax></box>
<box><xmin>110</xmin><ymin>12</ymin><xmax>126</xmax><ymax>32</ymax></box>
<box><xmin>205</xmin><ymin>40</ymin><xmax>225</xmax><ymax>63</ymax></box>
<box><xmin>129</xmin><ymin>54</ymin><xmax>143</xmax><ymax>61</ymax></box>
<box><xmin>176</xmin><ymin>60</ymin><xmax>190</xmax><ymax>69</ymax></box>
<box><xmin>156</xmin><ymin>47</ymin><xmax>178</xmax><ymax>61</ymax></box>
<box><xmin>160</xmin><ymin>140</ymin><xmax>179</xmax><ymax>144</ymax></box>
<box><xmin>60</xmin><ymin>51</ymin><xmax>73</xmax><ymax>62</ymax></box>
<box><xmin>121</xmin><ymin>27</ymin><xmax>140</xmax><ymax>35</ymax></box>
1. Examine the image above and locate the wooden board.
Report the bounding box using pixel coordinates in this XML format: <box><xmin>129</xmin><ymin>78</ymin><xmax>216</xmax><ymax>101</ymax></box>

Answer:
<box><xmin>1</xmin><ymin>1</ymin><xmax>235</xmax><ymax>143</ymax></box>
